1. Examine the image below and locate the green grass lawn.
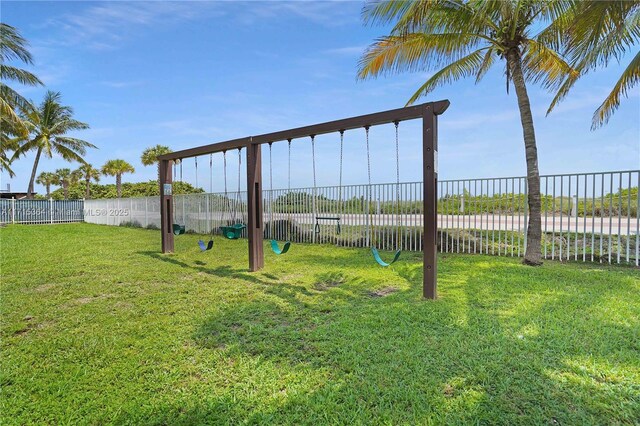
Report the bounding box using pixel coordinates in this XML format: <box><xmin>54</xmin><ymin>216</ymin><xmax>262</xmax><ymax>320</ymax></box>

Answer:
<box><xmin>1</xmin><ymin>223</ymin><xmax>639</xmax><ymax>425</ymax></box>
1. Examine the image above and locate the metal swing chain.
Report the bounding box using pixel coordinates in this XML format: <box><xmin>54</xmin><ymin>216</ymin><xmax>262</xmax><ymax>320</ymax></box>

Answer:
<box><xmin>223</xmin><ymin>151</ymin><xmax>229</xmax><ymax>224</ymax></box>
<box><xmin>287</xmin><ymin>139</ymin><xmax>292</xmax><ymax>240</ymax></box>
<box><xmin>339</xmin><ymin>130</ymin><xmax>344</xmax><ymax>217</ymax></box>
<box><xmin>311</xmin><ymin>134</ymin><xmax>317</xmax><ymax>213</ymax></box>
<box><xmin>234</xmin><ymin>148</ymin><xmax>242</xmax><ymax>223</ymax></box>
<box><xmin>209</xmin><ymin>154</ymin><xmax>213</xmax><ymax>193</ymax></box>
<box><xmin>394</xmin><ymin>121</ymin><xmax>401</xmax><ymax>250</ymax></box>
<box><xmin>365</xmin><ymin>126</ymin><xmax>372</xmax><ymax>246</ymax></box>
<box><xmin>268</xmin><ymin>143</ymin><xmax>273</xmax><ymax>230</ymax></box>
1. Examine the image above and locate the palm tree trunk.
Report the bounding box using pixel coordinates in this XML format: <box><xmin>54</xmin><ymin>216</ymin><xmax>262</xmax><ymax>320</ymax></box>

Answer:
<box><xmin>85</xmin><ymin>179</ymin><xmax>90</xmax><ymax>199</ymax></box>
<box><xmin>63</xmin><ymin>183</ymin><xmax>69</xmax><ymax>199</ymax></box>
<box><xmin>46</xmin><ymin>184</ymin><xmax>51</xmax><ymax>198</ymax></box>
<box><xmin>116</xmin><ymin>174</ymin><xmax>122</xmax><ymax>198</ymax></box>
<box><xmin>27</xmin><ymin>147</ymin><xmax>42</xmax><ymax>199</ymax></box>
<box><xmin>508</xmin><ymin>50</ymin><xmax>542</xmax><ymax>266</ymax></box>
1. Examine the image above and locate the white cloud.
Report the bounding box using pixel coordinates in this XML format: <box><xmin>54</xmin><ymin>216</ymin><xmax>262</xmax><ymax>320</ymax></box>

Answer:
<box><xmin>323</xmin><ymin>45</ymin><xmax>367</xmax><ymax>57</ymax></box>
<box><xmin>99</xmin><ymin>80</ymin><xmax>145</xmax><ymax>89</ymax></box>
<box><xmin>39</xmin><ymin>1</ymin><xmax>225</xmax><ymax>50</ymax></box>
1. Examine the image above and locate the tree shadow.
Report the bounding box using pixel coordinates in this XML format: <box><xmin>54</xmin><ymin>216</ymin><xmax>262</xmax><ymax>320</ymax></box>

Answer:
<box><xmin>127</xmin><ymin>249</ymin><xmax>639</xmax><ymax>424</ymax></box>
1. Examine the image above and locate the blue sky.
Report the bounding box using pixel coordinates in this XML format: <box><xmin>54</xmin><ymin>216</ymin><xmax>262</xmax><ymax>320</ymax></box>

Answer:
<box><xmin>2</xmin><ymin>0</ymin><xmax>639</xmax><ymax>194</ymax></box>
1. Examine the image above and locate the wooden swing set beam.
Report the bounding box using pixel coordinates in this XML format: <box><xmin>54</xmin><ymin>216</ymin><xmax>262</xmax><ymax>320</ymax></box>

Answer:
<box><xmin>159</xmin><ymin>100</ymin><xmax>449</xmax><ymax>299</ymax></box>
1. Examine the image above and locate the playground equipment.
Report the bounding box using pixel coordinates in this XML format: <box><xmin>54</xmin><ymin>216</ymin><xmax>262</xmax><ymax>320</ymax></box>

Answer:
<box><xmin>365</xmin><ymin>123</ymin><xmax>403</xmax><ymax>267</ymax></box>
<box><xmin>219</xmin><ymin>149</ymin><xmax>246</xmax><ymax>239</ymax></box>
<box><xmin>310</xmin><ymin>133</ymin><xmax>342</xmax><ymax>238</ymax></box>
<box><xmin>267</xmin><ymin>141</ymin><xmax>291</xmax><ymax>255</ymax></box>
<box><xmin>198</xmin><ymin>155</ymin><xmax>214</xmax><ymax>251</ymax></box>
<box><xmin>158</xmin><ymin>102</ymin><xmax>449</xmax><ymax>299</ymax></box>
<box><xmin>172</xmin><ymin>160</ymin><xmax>186</xmax><ymax>235</ymax></box>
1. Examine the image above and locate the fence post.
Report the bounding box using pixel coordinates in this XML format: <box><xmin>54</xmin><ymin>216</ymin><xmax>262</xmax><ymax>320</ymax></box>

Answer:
<box><xmin>11</xmin><ymin>198</ymin><xmax>15</xmax><ymax>224</ymax></box>
<box><xmin>460</xmin><ymin>194</ymin><xmax>465</xmax><ymax>213</ymax></box>
<box><xmin>571</xmin><ymin>194</ymin><xmax>578</xmax><ymax>217</ymax></box>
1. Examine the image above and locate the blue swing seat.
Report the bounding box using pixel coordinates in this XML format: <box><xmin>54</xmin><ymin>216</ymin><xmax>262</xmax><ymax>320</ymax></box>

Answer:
<box><xmin>270</xmin><ymin>239</ymin><xmax>291</xmax><ymax>255</ymax></box>
<box><xmin>371</xmin><ymin>247</ymin><xmax>402</xmax><ymax>267</ymax></box>
<box><xmin>198</xmin><ymin>239</ymin><xmax>214</xmax><ymax>251</ymax></box>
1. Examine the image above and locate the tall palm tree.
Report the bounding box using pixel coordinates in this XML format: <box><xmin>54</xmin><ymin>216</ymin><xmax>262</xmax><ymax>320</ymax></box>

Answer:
<box><xmin>358</xmin><ymin>0</ymin><xmax>578</xmax><ymax>265</ymax></box>
<box><xmin>0</xmin><ymin>23</ymin><xmax>42</xmax><ymax>176</ymax></box>
<box><xmin>13</xmin><ymin>91</ymin><xmax>95</xmax><ymax>198</ymax></box>
<box><xmin>141</xmin><ymin>144</ymin><xmax>172</xmax><ymax>183</ymax></box>
<box><xmin>102</xmin><ymin>159</ymin><xmax>135</xmax><ymax>198</ymax></box>
<box><xmin>76</xmin><ymin>163</ymin><xmax>101</xmax><ymax>199</ymax></box>
<box><xmin>547</xmin><ymin>1</ymin><xmax>640</xmax><ymax>128</ymax></box>
<box><xmin>36</xmin><ymin>171</ymin><xmax>57</xmax><ymax>198</ymax></box>
<box><xmin>54</xmin><ymin>168</ymin><xmax>81</xmax><ymax>200</ymax></box>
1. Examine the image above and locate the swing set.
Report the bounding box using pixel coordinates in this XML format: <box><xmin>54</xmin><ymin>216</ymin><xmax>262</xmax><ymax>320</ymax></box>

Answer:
<box><xmin>158</xmin><ymin>101</ymin><xmax>449</xmax><ymax>299</ymax></box>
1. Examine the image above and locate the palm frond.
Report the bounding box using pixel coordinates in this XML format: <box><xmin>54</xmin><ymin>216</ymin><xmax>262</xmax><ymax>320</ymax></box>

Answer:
<box><xmin>407</xmin><ymin>48</ymin><xmax>489</xmax><ymax>105</ymax></box>
<box><xmin>358</xmin><ymin>32</ymin><xmax>485</xmax><ymax>79</ymax></box>
<box><xmin>0</xmin><ymin>64</ymin><xmax>42</xmax><ymax>86</ymax></box>
<box><xmin>592</xmin><ymin>49</ymin><xmax>640</xmax><ymax>129</ymax></box>
<box><xmin>0</xmin><ymin>23</ymin><xmax>34</xmax><ymax>64</ymax></box>
<box><xmin>475</xmin><ymin>47</ymin><xmax>496</xmax><ymax>83</ymax></box>
<box><xmin>521</xmin><ymin>39</ymin><xmax>578</xmax><ymax>90</ymax></box>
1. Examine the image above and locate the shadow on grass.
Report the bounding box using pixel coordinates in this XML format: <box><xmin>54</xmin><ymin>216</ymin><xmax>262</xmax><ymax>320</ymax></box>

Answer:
<box><xmin>130</xmin><ymin>245</ymin><xmax>640</xmax><ymax>424</ymax></box>
<box><xmin>149</xmin><ymin>258</ymin><xmax>640</xmax><ymax>425</ymax></box>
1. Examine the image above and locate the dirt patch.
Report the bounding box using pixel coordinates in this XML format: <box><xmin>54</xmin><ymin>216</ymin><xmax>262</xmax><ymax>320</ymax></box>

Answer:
<box><xmin>368</xmin><ymin>287</ymin><xmax>399</xmax><ymax>298</ymax></box>
<box><xmin>33</xmin><ymin>283</ymin><xmax>55</xmax><ymax>293</ymax></box>
<box><xmin>314</xmin><ymin>272</ymin><xmax>346</xmax><ymax>291</ymax></box>
<box><xmin>72</xmin><ymin>294</ymin><xmax>114</xmax><ymax>306</ymax></box>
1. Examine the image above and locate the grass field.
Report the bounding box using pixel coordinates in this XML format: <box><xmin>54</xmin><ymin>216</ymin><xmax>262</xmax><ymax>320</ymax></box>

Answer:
<box><xmin>1</xmin><ymin>223</ymin><xmax>639</xmax><ymax>425</ymax></box>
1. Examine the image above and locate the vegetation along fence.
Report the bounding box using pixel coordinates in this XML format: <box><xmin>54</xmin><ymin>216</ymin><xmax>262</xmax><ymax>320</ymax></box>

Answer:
<box><xmin>0</xmin><ymin>198</ymin><xmax>84</xmax><ymax>225</ymax></box>
<box><xmin>80</xmin><ymin>169</ymin><xmax>637</xmax><ymax>265</ymax></box>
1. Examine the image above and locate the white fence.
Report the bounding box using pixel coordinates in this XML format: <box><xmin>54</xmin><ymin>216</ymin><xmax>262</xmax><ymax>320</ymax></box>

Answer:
<box><xmin>0</xmin><ymin>198</ymin><xmax>84</xmax><ymax>224</ymax></box>
<box><xmin>83</xmin><ymin>169</ymin><xmax>639</xmax><ymax>265</ymax></box>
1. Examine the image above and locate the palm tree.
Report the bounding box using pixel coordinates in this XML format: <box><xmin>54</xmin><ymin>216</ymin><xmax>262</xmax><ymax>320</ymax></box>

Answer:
<box><xmin>77</xmin><ymin>163</ymin><xmax>101</xmax><ymax>199</ymax></box>
<box><xmin>36</xmin><ymin>171</ymin><xmax>57</xmax><ymax>198</ymax></box>
<box><xmin>358</xmin><ymin>0</ymin><xmax>578</xmax><ymax>266</ymax></box>
<box><xmin>54</xmin><ymin>168</ymin><xmax>81</xmax><ymax>200</ymax></box>
<box><xmin>141</xmin><ymin>144</ymin><xmax>172</xmax><ymax>183</ymax></box>
<box><xmin>547</xmin><ymin>1</ymin><xmax>640</xmax><ymax>128</ymax></box>
<box><xmin>102</xmin><ymin>159</ymin><xmax>135</xmax><ymax>198</ymax></box>
<box><xmin>13</xmin><ymin>91</ymin><xmax>95</xmax><ymax>198</ymax></box>
<box><xmin>0</xmin><ymin>23</ymin><xmax>42</xmax><ymax>176</ymax></box>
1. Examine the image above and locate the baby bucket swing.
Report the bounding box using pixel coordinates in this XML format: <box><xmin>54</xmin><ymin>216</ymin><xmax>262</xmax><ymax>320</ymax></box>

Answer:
<box><xmin>365</xmin><ymin>123</ymin><xmax>403</xmax><ymax>267</ymax></box>
<box><xmin>219</xmin><ymin>148</ymin><xmax>246</xmax><ymax>239</ymax></box>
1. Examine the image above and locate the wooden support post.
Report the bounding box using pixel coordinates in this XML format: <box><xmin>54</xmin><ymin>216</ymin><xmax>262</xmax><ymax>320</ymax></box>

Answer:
<box><xmin>160</xmin><ymin>159</ymin><xmax>174</xmax><ymax>253</ymax></box>
<box><xmin>246</xmin><ymin>142</ymin><xmax>264</xmax><ymax>271</ymax></box>
<box><xmin>423</xmin><ymin>104</ymin><xmax>438</xmax><ymax>299</ymax></box>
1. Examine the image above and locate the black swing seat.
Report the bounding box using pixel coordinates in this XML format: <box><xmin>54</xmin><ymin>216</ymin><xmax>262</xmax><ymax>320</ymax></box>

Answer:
<box><xmin>219</xmin><ymin>223</ymin><xmax>246</xmax><ymax>239</ymax></box>
<box><xmin>173</xmin><ymin>224</ymin><xmax>186</xmax><ymax>235</ymax></box>
<box><xmin>314</xmin><ymin>216</ymin><xmax>341</xmax><ymax>235</ymax></box>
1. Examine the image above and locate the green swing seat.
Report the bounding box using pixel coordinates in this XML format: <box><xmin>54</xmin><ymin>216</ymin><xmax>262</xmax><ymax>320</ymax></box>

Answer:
<box><xmin>219</xmin><ymin>223</ymin><xmax>246</xmax><ymax>239</ymax></box>
<box><xmin>371</xmin><ymin>247</ymin><xmax>402</xmax><ymax>267</ymax></box>
<box><xmin>173</xmin><ymin>224</ymin><xmax>186</xmax><ymax>235</ymax></box>
<box><xmin>270</xmin><ymin>239</ymin><xmax>291</xmax><ymax>255</ymax></box>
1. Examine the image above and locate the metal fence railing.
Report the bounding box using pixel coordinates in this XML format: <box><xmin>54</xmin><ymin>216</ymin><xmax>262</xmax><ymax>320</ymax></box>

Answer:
<box><xmin>0</xmin><ymin>198</ymin><xmax>84</xmax><ymax>225</ymax></box>
<box><xmin>77</xmin><ymin>169</ymin><xmax>638</xmax><ymax>266</ymax></box>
